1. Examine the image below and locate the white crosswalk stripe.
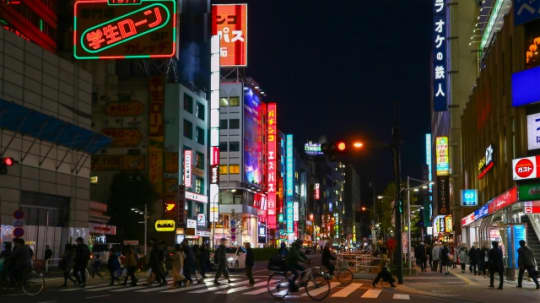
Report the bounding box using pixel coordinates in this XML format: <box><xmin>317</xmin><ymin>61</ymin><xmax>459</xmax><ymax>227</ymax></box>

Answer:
<box><xmin>393</xmin><ymin>294</ymin><xmax>410</xmax><ymax>300</ymax></box>
<box><xmin>300</xmin><ymin>282</ymin><xmax>339</xmax><ymax>297</ymax></box>
<box><xmin>161</xmin><ymin>281</ymin><xmax>216</xmax><ymax>293</ymax></box>
<box><xmin>361</xmin><ymin>288</ymin><xmax>382</xmax><ymax>299</ymax></box>
<box><xmin>215</xmin><ymin>281</ymin><xmax>266</xmax><ymax>294</ymax></box>
<box><xmin>189</xmin><ymin>279</ymin><xmax>257</xmax><ymax>294</ymax></box>
<box><xmin>331</xmin><ymin>282</ymin><xmax>363</xmax><ymax>297</ymax></box>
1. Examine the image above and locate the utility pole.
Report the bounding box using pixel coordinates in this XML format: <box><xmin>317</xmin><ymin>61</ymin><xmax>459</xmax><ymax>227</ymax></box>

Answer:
<box><xmin>392</xmin><ymin>102</ymin><xmax>403</xmax><ymax>284</ymax></box>
<box><xmin>144</xmin><ymin>202</ymin><xmax>148</xmax><ymax>257</ymax></box>
<box><xmin>407</xmin><ymin>176</ymin><xmax>412</xmax><ymax>274</ymax></box>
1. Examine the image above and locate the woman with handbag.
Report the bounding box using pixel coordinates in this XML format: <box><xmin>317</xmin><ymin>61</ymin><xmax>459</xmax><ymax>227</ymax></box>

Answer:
<box><xmin>171</xmin><ymin>244</ymin><xmax>186</xmax><ymax>288</ymax></box>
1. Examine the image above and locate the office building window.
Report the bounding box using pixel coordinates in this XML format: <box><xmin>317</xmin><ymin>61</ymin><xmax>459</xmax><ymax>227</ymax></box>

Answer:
<box><xmin>219</xmin><ymin>142</ymin><xmax>228</xmax><ymax>151</ymax></box>
<box><xmin>184</xmin><ymin>94</ymin><xmax>193</xmax><ymax>113</ymax></box>
<box><xmin>229</xmin><ymin>164</ymin><xmax>240</xmax><ymax>174</ymax></box>
<box><xmin>184</xmin><ymin>120</ymin><xmax>193</xmax><ymax>139</ymax></box>
<box><xmin>196</xmin><ymin>127</ymin><xmax>205</xmax><ymax>145</ymax></box>
<box><xmin>229</xmin><ymin>97</ymin><xmax>240</xmax><ymax>106</ymax></box>
<box><xmin>197</xmin><ymin>102</ymin><xmax>205</xmax><ymax>121</ymax></box>
<box><xmin>220</xmin><ymin>165</ymin><xmax>229</xmax><ymax>175</ymax></box>
<box><xmin>198</xmin><ymin>203</ymin><xmax>204</xmax><ymax>214</ymax></box>
<box><xmin>220</xmin><ymin>98</ymin><xmax>229</xmax><ymax>107</ymax></box>
<box><xmin>229</xmin><ymin>141</ymin><xmax>240</xmax><ymax>152</ymax></box>
<box><xmin>195</xmin><ymin>177</ymin><xmax>204</xmax><ymax>194</ymax></box>
<box><xmin>220</xmin><ymin>119</ymin><xmax>228</xmax><ymax>129</ymax></box>
<box><xmin>196</xmin><ymin>151</ymin><xmax>205</xmax><ymax>169</ymax></box>
<box><xmin>229</xmin><ymin>119</ymin><xmax>240</xmax><ymax>129</ymax></box>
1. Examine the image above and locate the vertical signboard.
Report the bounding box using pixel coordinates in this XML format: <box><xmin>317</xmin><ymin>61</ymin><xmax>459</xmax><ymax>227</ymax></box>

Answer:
<box><xmin>209</xmin><ymin>34</ymin><xmax>220</xmax><ymax>223</ymax></box>
<box><xmin>211</xmin><ymin>4</ymin><xmax>248</xmax><ymax>67</ymax></box>
<box><xmin>74</xmin><ymin>0</ymin><xmax>177</xmax><ymax>60</ymax></box>
<box><xmin>314</xmin><ymin>183</ymin><xmax>320</xmax><ymax>200</ymax></box>
<box><xmin>184</xmin><ymin>150</ymin><xmax>192</xmax><ymax>188</ymax></box>
<box><xmin>435</xmin><ymin>136</ymin><xmax>449</xmax><ymax>176</ymax></box>
<box><xmin>433</xmin><ymin>0</ymin><xmax>448</xmax><ymax>111</ymax></box>
<box><xmin>286</xmin><ymin>134</ymin><xmax>294</xmax><ymax>235</ymax></box>
<box><xmin>149</xmin><ymin>77</ymin><xmax>164</xmax><ymax>194</ymax></box>
<box><xmin>426</xmin><ymin>133</ymin><xmax>433</xmax><ymax>187</ymax></box>
<box><xmin>267</xmin><ymin>103</ymin><xmax>278</xmax><ymax>229</ymax></box>
<box><xmin>437</xmin><ymin>175</ymin><xmax>450</xmax><ymax>215</ymax></box>
<box><xmin>527</xmin><ymin>113</ymin><xmax>540</xmax><ymax>150</ymax></box>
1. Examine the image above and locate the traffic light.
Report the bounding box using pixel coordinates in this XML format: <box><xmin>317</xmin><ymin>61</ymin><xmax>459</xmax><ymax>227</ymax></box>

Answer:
<box><xmin>0</xmin><ymin>157</ymin><xmax>15</xmax><ymax>175</ymax></box>
<box><xmin>337</xmin><ymin>141</ymin><xmax>347</xmax><ymax>152</ymax></box>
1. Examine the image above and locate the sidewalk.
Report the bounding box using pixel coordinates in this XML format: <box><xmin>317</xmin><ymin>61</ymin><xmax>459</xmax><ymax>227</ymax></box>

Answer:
<box><xmin>450</xmin><ymin>267</ymin><xmax>539</xmax><ymax>289</ymax></box>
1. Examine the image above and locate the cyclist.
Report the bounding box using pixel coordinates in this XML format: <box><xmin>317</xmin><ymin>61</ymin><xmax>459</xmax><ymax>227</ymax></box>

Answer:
<box><xmin>321</xmin><ymin>243</ymin><xmax>336</xmax><ymax>276</ymax></box>
<box><xmin>286</xmin><ymin>240</ymin><xmax>309</xmax><ymax>292</ymax></box>
<box><xmin>7</xmin><ymin>238</ymin><xmax>32</xmax><ymax>287</ymax></box>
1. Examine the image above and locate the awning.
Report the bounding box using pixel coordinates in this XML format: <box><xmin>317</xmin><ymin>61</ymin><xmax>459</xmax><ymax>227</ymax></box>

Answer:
<box><xmin>0</xmin><ymin>98</ymin><xmax>111</xmax><ymax>154</ymax></box>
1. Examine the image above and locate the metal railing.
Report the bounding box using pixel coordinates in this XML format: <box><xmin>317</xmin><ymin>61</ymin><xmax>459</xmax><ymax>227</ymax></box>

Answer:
<box><xmin>337</xmin><ymin>253</ymin><xmax>385</xmax><ymax>273</ymax></box>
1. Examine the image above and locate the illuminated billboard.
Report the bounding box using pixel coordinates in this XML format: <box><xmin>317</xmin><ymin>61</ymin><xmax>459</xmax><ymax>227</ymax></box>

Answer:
<box><xmin>286</xmin><ymin>134</ymin><xmax>294</xmax><ymax>234</ymax></box>
<box><xmin>267</xmin><ymin>103</ymin><xmax>278</xmax><ymax>229</ymax></box>
<box><xmin>211</xmin><ymin>4</ymin><xmax>248</xmax><ymax>67</ymax></box>
<box><xmin>243</xmin><ymin>87</ymin><xmax>263</xmax><ymax>186</ymax></box>
<box><xmin>74</xmin><ymin>0</ymin><xmax>177</xmax><ymax>60</ymax></box>
<box><xmin>435</xmin><ymin>136</ymin><xmax>449</xmax><ymax>176</ymax></box>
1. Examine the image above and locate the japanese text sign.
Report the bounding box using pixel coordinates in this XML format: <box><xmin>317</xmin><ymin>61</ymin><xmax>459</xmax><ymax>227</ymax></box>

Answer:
<box><xmin>211</xmin><ymin>4</ymin><xmax>248</xmax><ymax>67</ymax></box>
<box><xmin>461</xmin><ymin>189</ymin><xmax>478</xmax><ymax>206</ymax></box>
<box><xmin>435</xmin><ymin>136</ymin><xmax>449</xmax><ymax>176</ymax></box>
<box><xmin>433</xmin><ymin>0</ymin><xmax>448</xmax><ymax>111</ymax></box>
<box><xmin>267</xmin><ymin>103</ymin><xmax>277</xmax><ymax>229</ymax></box>
<box><xmin>527</xmin><ymin>113</ymin><xmax>540</xmax><ymax>150</ymax></box>
<box><xmin>513</xmin><ymin>155</ymin><xmax>540</xmax><ymax>181</ymax></box>
<box><xmin>74</xmin><ymin>0</ymin><xmax>177</xmax><ymax>59</ymax></box>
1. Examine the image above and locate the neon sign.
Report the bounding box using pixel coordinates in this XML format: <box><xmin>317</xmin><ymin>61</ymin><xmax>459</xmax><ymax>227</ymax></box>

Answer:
<box><xmin>477</xmin><ymin>145</ymin><xmax>494</xmax><ymax>179</ymax></box>
<box><xmin>74</xmin><ymin>0</ymin><xmax>177</xmax><ymax>60</ymax></box>
<box><xmin>267</xmin><ymin>103</ymin><xmax>278</xmax><ymax>229</ymax></box>
<box><xmin>286</xmin><ymin>134</ymin><xmax>294</xmax><ymax>234</ymax></box>
<box><xmin>211</xmin><ymin>4</ymin><xmax>248</xmax><ymax>67</ymax></box>
<box><xmin>435</xmin><ymin>136</ymin><xmax>449</xmax><ymax>176</ymax></box>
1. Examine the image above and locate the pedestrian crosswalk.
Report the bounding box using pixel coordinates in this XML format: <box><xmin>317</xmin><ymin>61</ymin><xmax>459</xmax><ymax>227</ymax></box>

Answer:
<box><xmin>56</xmin><ymin>278</ymin><xmax>411</xmax><ymax>300</ymax></box>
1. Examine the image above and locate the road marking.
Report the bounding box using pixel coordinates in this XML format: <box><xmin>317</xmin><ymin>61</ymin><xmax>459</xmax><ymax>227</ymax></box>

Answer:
<box><xmin>450</xmin><ymin>271</ymin><xmax>478</xmax><ymax>286</ymax></box>
<box><xmin>161</xmin><ymin>281</ymin><xmax>227</xmax><ymax>293</ymax></box>
<box><xmin>136</xmin><ymin>284</ymin><xmax>172</xmax><ymax>293</ymax></box>
<box><xmin>361</xmin><ymin>288</ymin><xmax>382</xmax><ymax>299</ymax></box>
<box><xmin>189</xmin><ymin>279</ymin><xmax>255</xmax><ymax>294</ymax></box>
<box><xmin>243</xmin><ymin>284</ymin><xmax>273</xmax><ymax>295</ymax></box>
<box><xmin>85</xmin><ymin>285</ymin><xmax>124</xmax><ymax>292</ymax></box>
<box><xmin>59</xmin><ymin>283</ymin><xmax>109</xmax><ymax>292</ymax></box>
<box><xmin>331</xmin><ymin>283</ymin><xmax>362</xmax><ymax>297</ymax></box>
<box><xmin>85</xmin><ymin>295</ymin><xmax>110</xmax><ymax>299</ymax></box>
<box><xmin>111</xmin><ymin>285</ymin><xmax>147</xmax><ymax>292</ymax></box>
<box><xmin>215</xmin><ymin>281</ymin><xmax>266</xmax><ymax>294</ymax></box>
<box><xmin>393</xmin><ymin>294</ymin><xmax>410</xmax><ymax>300</ymax></box>
<box><xmin>301</xmin><ymin>282</ymin><xmax>339</xmax><ymax>297</ymax></box>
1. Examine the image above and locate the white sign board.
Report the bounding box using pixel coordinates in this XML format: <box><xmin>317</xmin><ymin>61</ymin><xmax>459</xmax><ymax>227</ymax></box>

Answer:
<box><xmin>187</xmin><ymin>219</ymin><xmax>197</xmax><ymax>229</ymax></box>
<box><xmin>528</xmin><ymin>113</ymin><xmax>540</xmax><ymax>150</ymax></box>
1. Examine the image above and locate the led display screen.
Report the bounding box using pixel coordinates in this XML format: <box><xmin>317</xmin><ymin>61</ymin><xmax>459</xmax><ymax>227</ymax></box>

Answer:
<box><xmin>243</xmin><ymin>87</ymin><xmax>264</xmax><ymax>186</ymax></box>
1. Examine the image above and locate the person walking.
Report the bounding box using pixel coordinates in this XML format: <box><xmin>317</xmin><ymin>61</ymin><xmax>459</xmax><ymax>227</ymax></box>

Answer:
<box><xmin>123</xmin><ymin>246</ymin><xmax>138</xmax><ymax>287</ymax></box>
<box><xmin>517</xmin><ymin>240</ymin><xmax>539</xmax><ymax>289</ymax></box>
<box><xmin>149</xmin><ymin>241</ymin><xmax>167</xmax><ymax>286</ymax></box>
<box><xmin>415</xmin><ymin>242</ymin><xmax>427</xmax><ymax>272</ymax></box>
<box><xmin>90</xmin><ymin>246</ymin><xmax>104</xmax><ymax>278</ymax></box>
<box><xmin>107</xmin><ymin>248</ymin><xmax>121</xmax><ymax>286</ymax></box>
<box><xmin>182</xmin><ymin>241</ymin><xmax>195</xmax><ymax>286</ymax></box>
<box><xmin>432</xmin><ymin>242</ymin><xmax>441</xmax><ymax>272</ymax></box>
<box><xmin>245</xmin><ymin>242</ymin><xmax>255</xmax><ymax>286</ymax></box>
<box><xmin>60</xmin><ymin>244</ymin><xmax>76</xmax><ymax>287</ymax></box>
<box><xmin>440</xmin><ymin>243</ymin><xmax>450</xmax><ymax>275</ymax></box>
<box><xmin>372</xmin><ymin>254</ymin><xmax>396</xmax><ymax>288</ymax></box>
<box><xmin>479</xmin><ymin>243</ymin><xmax>489</xmax><ymax>276</ymax></box>
<box><xmin>469</xmin><ymin>245</ymin><xmax>478</xmax><ymax>275</ymax></box>
<box><xmin>488</xmin><ymin>241</ymin><xmax>504</xmax><ymax>290</ymax></box>
<box><xmin>199</xmin><ymin>243</ymin><xmax>210</xmax><ymax>279</ymax></box>
<box><xmin>426</xmin><ymin>243</ymin><xmax>433</xmax><ymax>271</ymax></box>
<box><xmin>279</xmin><ymin>242</ymin><xmax>288</xmax><ymax>258</ymax></box>
<box><xmin>458</xmin><ymin>246</ymin><xmax>468</xmax><ymax>273</ymax></box>
<box><xmin>214</xmin><ymin>238</ymin><xmax>231</xmax><ymax>285</ymax></box>
<box><xmin>170</xmin><ymin>244</ymin><xmax>185</xmax><ymax>288</ymax></box>
<box><xmin>74</xmin><ymin>237</ymin><xmax>90</xmax><ymax>287</ymax></box>
<box><xmin>44</xmin><ymin>245</ymin><xmax>53</xmax><ymax>273</ymax></box>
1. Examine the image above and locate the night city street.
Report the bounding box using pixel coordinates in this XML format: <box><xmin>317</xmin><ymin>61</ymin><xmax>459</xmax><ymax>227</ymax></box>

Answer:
<box><xmin>2</xmin><ymin>0</ymin><xmax>540</xmax><ymax>302</ymax></box>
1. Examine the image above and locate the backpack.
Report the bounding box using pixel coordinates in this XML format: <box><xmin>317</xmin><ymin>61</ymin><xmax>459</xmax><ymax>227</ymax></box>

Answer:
<box><xmin>268</xmin><ymin>254</ymin><xmax>286</xmax><ymax>271</ymax></box>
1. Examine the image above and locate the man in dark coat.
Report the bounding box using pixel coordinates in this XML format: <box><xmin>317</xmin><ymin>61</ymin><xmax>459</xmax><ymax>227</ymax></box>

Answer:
<box><xmin>469</xmin><ymin>245</ymin><xmax>478</xmax><ymax>275</ymax></box>
<box><xmin>488</xmin><ymin>241</ymin><xmax>504</xmax><ymax>290</ymax></box>
<box><xmin>245</xmin><ymin>242</ymin><xmax>255</xmax><ymax>286</ymax></box>
<box><xmin>322</xmin><ymin>243</ymin><xmax>336</xmax><ymax>275</ymax></box>
<box><xmin>517</xmin><ymin>240</ymin><xmax>539</xmax><ymax>289</ymax></box>
<box><xmin>214</xmin><ymin>238</ymin><xmax>231</xmax><ymax>284</ymax></box>
<box><xmin>415</xmin><ymin>242</ymin><xmax>427</xmax><ymax>272</ymax></box>
<box><xmin>74</xmin><ymin>237</ymin><xmax>90</xmax><ymax>287</ymax></box>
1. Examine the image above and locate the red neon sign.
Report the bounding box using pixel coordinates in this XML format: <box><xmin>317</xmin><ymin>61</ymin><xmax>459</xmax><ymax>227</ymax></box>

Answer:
<box><xmin>267</xmin><ymin>103</ymin><xmax>277</xmax><ymax>229</ymax></box>
<box><xmin>74</xmin><ymin>0</ymin><xmax>177</xmax><ymax>60</ymax></box>
<box><xmin>211</xmin><ymin>4</ymin><xmax>248</xmax><ymax>67</ymax></box>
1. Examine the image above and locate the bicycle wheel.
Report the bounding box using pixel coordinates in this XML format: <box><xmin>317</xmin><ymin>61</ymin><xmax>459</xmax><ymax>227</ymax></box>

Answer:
<box><xmin>337</xmin><ymin>269</ymin><xmax>353</xmax><ymax>286</ymax></box>
<box><xmin>22</xmin><ymin>270</ymin><xmax>44</xmax><ymax>296</ymax></box>
<box><xmin>305</xmin><ymin>273</ymin><xmax>330</xmax><ymax>301</ymax></box>
<box><xmin>267</xmin><ymin>272</ymin><xmax>289</xmax><ymax>299</ymax></box>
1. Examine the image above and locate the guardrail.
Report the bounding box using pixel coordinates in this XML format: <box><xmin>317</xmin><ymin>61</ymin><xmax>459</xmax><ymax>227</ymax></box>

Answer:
<box><xmin>337</xmin><ymin>253</ymin><xmax>385</xmax><ymax>273</ymax></box>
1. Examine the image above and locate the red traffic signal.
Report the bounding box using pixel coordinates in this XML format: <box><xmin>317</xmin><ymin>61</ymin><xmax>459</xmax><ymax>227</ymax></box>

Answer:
<box><xmin>3</xmin><ymin>157</ymin><xmax>14</xmax><ymax>166</ymax></box>
<box><xmin>337</xmin><ymin>142</ymin><xmax>347</xmax><ymax>152</ymax></box>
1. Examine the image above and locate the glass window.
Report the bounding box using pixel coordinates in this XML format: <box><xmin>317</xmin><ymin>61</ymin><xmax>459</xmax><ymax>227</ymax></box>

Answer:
<box><xmin>220</xmin><ymin>98</ymin><xmax>229</xmax><ymax>107</ymax></box>
<box><xmin>220</xmin><ymin>165</ymin><xmax>229</xmax><ymax>175</ymax></box>
<box><xmin>229</xmin><ymin>119</ymin><xmax>240</xmax><ymax>129</ymax></box>
<box><xmin>197</xmin><ymin>102</ymin><xmax>205</xmax><ymax>120</ymax></box>
<box><xmin>184</xmin><ymin>120</ymin><xmax>193</xmax><ymax>139</ymax></box>
<box><xmin>196</xmin><ymin>127</ymin><xmax>205</xmax><ymax>145</ymax></box>
<box><xmin>229</xmin><ymin>141</ymin><xmax>240</xmax><ymax>152</ymax></box>
<box><xmin>229</xmin><ymin>97</ymin><xmax>240</xmax><ymax>106</ymax></box>
<box><xmin>184</xmin><ymin>94</ymin><xmax>193</xmax><ymax>113</ymax></box>
<box><xmin>220</xmin><ymin>119</ymin><xmax>228</xmax><ymax>129</ymax></box>
<box><xmin>229</xmin><ymin>164</ymin><xmax>240</xmax><ymax>174</ymax></box>
<box><xmin>195</xmin><ymin>177</ymin><xmax>204</xmax><ymax>194</ymax></box>
<box><xmin>198</xmin><ymin>203</ymin><xmax>204</xmax><ymax>214</ymax></box>
<box><xmin>219</xmin><ymin>142</ymin><xmax>228</xmax><ymax>151</ymax></box>
<box><xmin>196</xmin><ymin>152</ymin><xmax>205</xmax><ymax>169</ymax></box>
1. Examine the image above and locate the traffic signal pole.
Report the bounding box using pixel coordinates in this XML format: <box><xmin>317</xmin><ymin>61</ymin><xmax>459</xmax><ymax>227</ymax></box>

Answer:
<box><xmin>392</xmin><ymin>103</ymin><xmax>403</xmax><ymax>284</ymax></box>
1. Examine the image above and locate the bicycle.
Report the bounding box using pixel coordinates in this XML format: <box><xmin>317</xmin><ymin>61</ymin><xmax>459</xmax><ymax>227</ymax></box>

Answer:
<box><xmin>323</xmin><ymin>259</ymin><xmax>353</xmax><ymax>286</ymax></box>
<box><xmin>0</xmin><ymin>267</ymin><xmax>45</xmax><ymax>296</ymax></box>
<box><xmin>267</xmin><ymin>266</ymin><xmax>330</xmax><ymax>301</ymax></box>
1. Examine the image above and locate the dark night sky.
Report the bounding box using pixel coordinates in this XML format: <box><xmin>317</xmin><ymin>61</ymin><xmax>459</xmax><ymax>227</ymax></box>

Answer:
<box><xmin>236</xmin><ymin>0</ymin><xmax>432</xmax><ymax>189</ymax></box>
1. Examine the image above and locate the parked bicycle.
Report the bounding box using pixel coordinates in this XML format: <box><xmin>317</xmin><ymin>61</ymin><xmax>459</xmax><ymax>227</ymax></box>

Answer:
<box><xmin>267</xmin><ymin>266</ymin><xmax>330</xmax><ymax>301</ymax></box>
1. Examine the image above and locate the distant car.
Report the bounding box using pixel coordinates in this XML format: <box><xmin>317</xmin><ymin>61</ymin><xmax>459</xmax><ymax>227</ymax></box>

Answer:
<box><xmin>226</xmin><ymin>247</ymin><xmax>246</xmax><ymax>270</ymax></box>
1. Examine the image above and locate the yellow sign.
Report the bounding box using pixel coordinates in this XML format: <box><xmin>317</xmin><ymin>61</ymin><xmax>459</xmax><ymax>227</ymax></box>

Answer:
<box><xmin>148</xmin><ymin>145</ymin><xmax>164</xmax><ymax>194</ymax></box>
<box><xmin>105</xmin><ymin>101</ymin><xmax>144</xmax><ymax>117</ymax></box>
<box><xmin>155</xmin><ymin>220</ymin><xmax>175</xmax><ymax>232</ymax></box>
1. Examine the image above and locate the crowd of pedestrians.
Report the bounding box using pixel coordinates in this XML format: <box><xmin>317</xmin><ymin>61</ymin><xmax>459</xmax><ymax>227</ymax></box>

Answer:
<box><xmin>412</xmin><ymin>240</ymin><xmax>539</xmax><ymax>290</ymax></box>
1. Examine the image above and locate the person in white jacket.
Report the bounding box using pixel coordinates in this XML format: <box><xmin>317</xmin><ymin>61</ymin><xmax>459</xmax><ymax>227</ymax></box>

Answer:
<box><xmin>432</xmin><ymin>242</ymin><xmax>442</xmax><ymax>272</ymax></box>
